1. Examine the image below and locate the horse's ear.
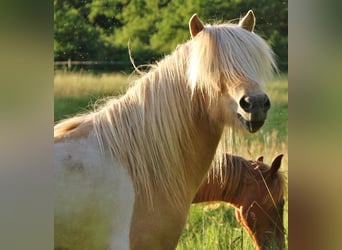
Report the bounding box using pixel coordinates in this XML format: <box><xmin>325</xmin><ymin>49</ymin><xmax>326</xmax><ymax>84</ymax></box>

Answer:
<box><xmin>239</xmin><ymin>10</ymin><xmax>256</xmax><ymax>32</ymax></box>
<box><xmin>256</xmin><ymin>155</ymin><xmax>264</xmax><ymax>162</ymax></box>
<box><xmin>189</xmin><ymin>13</ymin><xmax>204</xmax><ymax>38</ymax></box>
<box><xmin>269</xmin><ymin>154</ymin><xmax>284</xmax><ymax>178</ymax></box>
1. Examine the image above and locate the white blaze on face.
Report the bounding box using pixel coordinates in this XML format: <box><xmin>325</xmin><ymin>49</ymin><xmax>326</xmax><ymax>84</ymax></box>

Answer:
<box><xmin>54</xmin><ymin>131</ymin><xmax>135</xmax><ymax>250</ymax></box>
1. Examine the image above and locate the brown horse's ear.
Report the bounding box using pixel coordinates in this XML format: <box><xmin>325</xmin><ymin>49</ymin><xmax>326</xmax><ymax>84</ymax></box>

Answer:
<box><xmin>239</xmin><ymin>10</ymin><xmax>256</xmax><ymax>32</ymax></box>
<box><xmin>256</xmin><ymin>155</ymin><xmax>264</xmax><ymax>162</ymax></box>
<box><xmin>269</xmin><ymin>154</ymin><xmax>284</xmax><ymax>178</ymax></box>
<box><xmin>189</xmin><ymin>13</ymin><xmax>204</xmax><ymax>38</ymax></box>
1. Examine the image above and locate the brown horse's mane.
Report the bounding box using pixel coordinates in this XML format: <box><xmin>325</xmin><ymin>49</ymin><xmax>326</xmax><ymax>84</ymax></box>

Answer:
<box><xmin>206</xmin><ymin>154</ymin><xmax>286</xmax><ymax>208</ymax></box>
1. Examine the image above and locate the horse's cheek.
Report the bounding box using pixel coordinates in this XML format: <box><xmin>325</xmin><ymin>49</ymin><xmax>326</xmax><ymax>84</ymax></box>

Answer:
<box><xmin>217</xmin><ymin>96</ymin><xmax>237</xmax><ymax>124</ymax></box>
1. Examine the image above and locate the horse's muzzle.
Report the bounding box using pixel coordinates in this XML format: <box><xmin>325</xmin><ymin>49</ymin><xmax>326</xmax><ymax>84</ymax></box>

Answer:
<box><xmin>237</xmin><ymin>93</ymin><xmax>271</xmax><ymax>133</ymax></box>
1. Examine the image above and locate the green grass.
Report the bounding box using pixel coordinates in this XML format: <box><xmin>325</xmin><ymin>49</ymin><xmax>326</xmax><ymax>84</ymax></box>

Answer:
<box><xmin>177</xmin><ymin>204</ymin><xmax>256</xmax><ymax>250</ymax></box>
<box><xmin>54</xmin><ymin>72</ymin><xmax>288</xmax><ymax>249</ymax></box>
<box><xmin>54</xmin><ymin>72</ymin><xmax>130</xmax><ymax>122</ymax></box>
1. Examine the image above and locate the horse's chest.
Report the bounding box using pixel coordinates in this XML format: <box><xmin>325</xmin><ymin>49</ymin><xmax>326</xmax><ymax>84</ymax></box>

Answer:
<box><xmin>129</xmin><ymin>195</ymin><xmax>189</xmax><ymax>250</ymax></box>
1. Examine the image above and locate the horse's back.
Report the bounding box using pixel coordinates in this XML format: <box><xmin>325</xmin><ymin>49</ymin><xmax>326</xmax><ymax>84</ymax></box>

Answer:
<box><xmin>54</xmin><ymin>131</ymin><xmax>135</xmax><ymax>250</ymax></box>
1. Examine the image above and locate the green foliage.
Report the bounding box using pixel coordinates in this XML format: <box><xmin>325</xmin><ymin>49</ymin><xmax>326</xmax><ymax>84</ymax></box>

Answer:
<box><xmin>54</xmin><ymin>1</ymin><xmax>103</xmax><ymax>60</ymax></box>
<box><xmin>54</xmin><ymin>0</ymin><xmax>288</xmax><ymax>72</ymax></box>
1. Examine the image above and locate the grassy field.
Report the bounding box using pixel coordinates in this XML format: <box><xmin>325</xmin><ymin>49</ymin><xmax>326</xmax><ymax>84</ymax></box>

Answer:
<box><xmin>54</xmin><ymin>72</ymin><xmax>288</xmax><ymax>249</ymax></box>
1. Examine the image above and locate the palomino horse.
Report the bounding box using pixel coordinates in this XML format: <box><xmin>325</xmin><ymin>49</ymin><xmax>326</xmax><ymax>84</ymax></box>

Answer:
<box><xmin>54</xmin><ymin>10</ymin><xmax>276</xmax><ymax>250</ymax></box>
<box><xmin>193</xmin><ymin>154</ymin><xmax>286</xmax><ymax>250</ymax></box>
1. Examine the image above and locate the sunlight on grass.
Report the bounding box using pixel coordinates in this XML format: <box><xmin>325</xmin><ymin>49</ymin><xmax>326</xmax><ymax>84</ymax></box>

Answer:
<box><xmin>54</xmin><ymin>72</ymin><xmax>132</xmax><ymax>122</ymax></box>
<box><xmin>54</xmin><ymin>72</ymin><xmax>131</xmax><ymax>97</ymax></box>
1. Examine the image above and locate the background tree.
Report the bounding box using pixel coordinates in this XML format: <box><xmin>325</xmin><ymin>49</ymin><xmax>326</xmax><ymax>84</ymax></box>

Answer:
<box><xmin>54</xmin><ymin>1</ymin><xmax>103</xmax><ymax>60</ymax></box>
<box><xmin>54</xmin><ymin>0</ymin><xmax>288</xmax><ymax>72</ymax></box>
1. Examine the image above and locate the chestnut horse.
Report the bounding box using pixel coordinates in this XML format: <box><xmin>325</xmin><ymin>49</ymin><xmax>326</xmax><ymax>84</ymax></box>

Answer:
<box><xmin>193</xmin><ymin>154</ymin><xmax>286</xmax><ymax>249</ymax></box>
<box><xmin>54</xmin><ymin>10</ymin><xmax>276</xmax><ymax>249</ymax></box>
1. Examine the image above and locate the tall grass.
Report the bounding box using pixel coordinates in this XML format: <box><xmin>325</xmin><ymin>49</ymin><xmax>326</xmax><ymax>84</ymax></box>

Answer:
<box><xmin>54</xmin><ymin>72</ymin><xmax>288</xmax><ymax>249</ymax></box>
<box><xmin>54</xmin><ymin>72</ymin><xmax>131</xmax><ymax>122</ymax></box>
<box><xmin>177</xmin><ymin>204</ymin><xmax>256</xmax><ymax>250</ymax></box>
<box><xmin>54</xmin><ymin>72</ymin><xmax>130</xmax><ymax>97</ymax></box>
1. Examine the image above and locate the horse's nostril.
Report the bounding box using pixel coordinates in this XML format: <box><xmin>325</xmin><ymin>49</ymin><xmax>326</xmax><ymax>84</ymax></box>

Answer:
<box><xmin>264</xmin><ymin>95</ymin><xmax>271</xmax><ymax>110</ymax></box>
<box><xmin>240</xmin><ymin>94</ymin><xmax>271</xmax><ymax>113</ymax></box>
<box><xmin>240</xmin><ymin>95</ymin><xmax>253</xmax><ymax>112</ymax></box>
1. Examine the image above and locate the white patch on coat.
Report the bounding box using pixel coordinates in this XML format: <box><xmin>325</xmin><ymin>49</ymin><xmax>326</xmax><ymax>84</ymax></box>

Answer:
<box><xmin>54</xmin><ymin>131</ymin><xmax>135</xmax><ymax>250</ymax></box>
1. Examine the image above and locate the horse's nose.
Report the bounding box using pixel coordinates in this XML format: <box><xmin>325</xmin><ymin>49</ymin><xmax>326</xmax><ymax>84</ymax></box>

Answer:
<box><xmin>239</xmin><ymin>94</ymin><xmax>271</xmax><ymax>113</ymax></box>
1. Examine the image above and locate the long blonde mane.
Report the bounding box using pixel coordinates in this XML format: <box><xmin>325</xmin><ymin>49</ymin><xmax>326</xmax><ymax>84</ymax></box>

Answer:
<box><xmin>93</xmin><ymin>44</ymin><xmax>195</xmax><ymax>208</ymax></box>
<box><xmin>54</xmin><ymin>18</ymin><xmax>276</xmax><ymax>208</ymax></box>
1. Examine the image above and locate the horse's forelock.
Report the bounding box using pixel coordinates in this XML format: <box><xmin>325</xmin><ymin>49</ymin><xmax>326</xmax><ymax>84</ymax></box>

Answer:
<box><xmin>189</xmin><ymin>23</ymin><xmax>276</xmax><ymax>94</ymax></box>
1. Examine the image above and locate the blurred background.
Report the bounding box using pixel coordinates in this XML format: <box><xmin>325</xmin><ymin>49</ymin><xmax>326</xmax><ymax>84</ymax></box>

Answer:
<box><xmin>54</xmin><ymin>0</ymin><xmax>288</xmax><ymax>73</ymax></box>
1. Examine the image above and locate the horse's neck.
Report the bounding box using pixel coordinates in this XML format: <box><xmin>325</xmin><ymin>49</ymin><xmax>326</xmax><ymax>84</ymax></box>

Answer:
<box><xmin>192</xmin><ymin>176</ymin><xmax>227</xmax><ymax>203</ymax></box>
<box><xmin>129</xmin><ymin>111</ymin><xmax>225</xmax><ymax>249</ymax></box>
<box><xmin>184</xmin><ymin>113</ymin><xmax>225</xmax><ymax>200</ymax></box>
<box><xmin>192</xmin><ymin>162</ymin><xmax>242</xmax><ymax>206</ymax></box>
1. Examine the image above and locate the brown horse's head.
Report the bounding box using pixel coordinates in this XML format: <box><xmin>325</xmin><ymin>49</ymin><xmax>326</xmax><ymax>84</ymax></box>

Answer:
<box><xmin>234</xmin><ymin>154</ymin><xmax>286</xmax><ymax>250</ymax></box>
